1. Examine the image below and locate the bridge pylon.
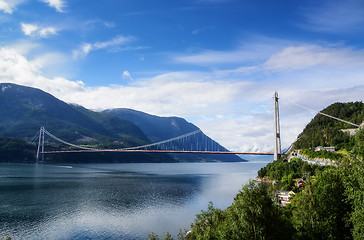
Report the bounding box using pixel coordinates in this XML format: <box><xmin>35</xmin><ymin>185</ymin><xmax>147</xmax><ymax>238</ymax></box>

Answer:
<box><xmin>36</xmin><ymin>126</ymin><xmax>45</xmax><ymax>162</ymax></box>
<box><xmin>273</xmin><ymin>91</ymin><xmax>281</xmax><ymax>161</ymax></box>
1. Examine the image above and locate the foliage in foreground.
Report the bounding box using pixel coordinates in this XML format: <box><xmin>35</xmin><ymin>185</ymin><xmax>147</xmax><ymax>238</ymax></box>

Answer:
<box><xmin>187</xmin><ymin>182</ymin><xmax>293</xmax><ymax>240</ymax></box>
<box><xmin>154</xmin><ymin>158</ymin><xmax>363</xmax><ymax>239</ymax></box>
<box><xmin>151</xmin><ymin>128</ymin><xmax>364</xmax><ymax>239</ymax></box>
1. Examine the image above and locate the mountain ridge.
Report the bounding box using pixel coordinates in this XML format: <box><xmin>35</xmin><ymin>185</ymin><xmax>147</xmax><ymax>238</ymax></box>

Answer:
<box><xmin>104</xmin><ymin>108</ymin><xmax>245</xmax><ymax>162</ymax></box>
<box><xmin>0</xmin><ymin>83</ymin><xmax>244</xmax><ymax>162</ymax></box>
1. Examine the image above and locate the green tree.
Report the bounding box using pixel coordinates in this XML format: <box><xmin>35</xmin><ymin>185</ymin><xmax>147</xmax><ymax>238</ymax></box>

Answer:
<box><xmin>291</xmin><ymin>168</ymin><xmax>352</xmax><ymax>240</ymax></box>
<box><xmin>187</xmin><ymin>202</ymin><xmax>226</xmax><ymax>240</ymax></box>
<box><xmin>186</xmin><ymin>182</ymin><xmax>293</xmax><ymax>240</ymax></box>
<box><xmin>349</xmin><ymin>163</ymin><xmax>364</xmax><ymax>240</ymax></box>
<box><xmin>342</xmin><ymin>155</ymin><xmax>364</xmax><ymax>239</ymax></box>
<box><xmin>291</xmin><ymin>179</ymin><xmax>319</xmax><ymax>239</ymax></box>
<box><xmin>224</xmin><ymin>182</ymin><xmax>292</xmax><ymax>240</ymax></box>
<box><xmin>353</xmin><ymin>127</ymin><xmax>364</xmax><ymax>159</ymax></box>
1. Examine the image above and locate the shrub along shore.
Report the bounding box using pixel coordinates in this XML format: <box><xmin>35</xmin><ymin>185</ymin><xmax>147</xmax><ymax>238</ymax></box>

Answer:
<box><xmin>150</xmin><ymin>127</ymin><xmax>364</xmax><ymax>240</ymax></box>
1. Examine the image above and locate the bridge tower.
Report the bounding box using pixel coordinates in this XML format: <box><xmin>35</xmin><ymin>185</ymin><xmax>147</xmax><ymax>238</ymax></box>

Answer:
<box><xmin>273</xmin><ymin>91</ymin><xmax>281</xmax><ymax>160</ymax></box>
<box><xmin>36</xmin><ymin>126</ymin><xmax>45</xmax><ymax>162</ymax></box>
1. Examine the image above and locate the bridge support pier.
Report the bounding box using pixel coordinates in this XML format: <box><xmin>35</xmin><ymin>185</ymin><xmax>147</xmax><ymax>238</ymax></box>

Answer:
<box><xmin>273</xmin><ymin>91</ymin><xmax>281</xmax><ymax>161</ymax></box>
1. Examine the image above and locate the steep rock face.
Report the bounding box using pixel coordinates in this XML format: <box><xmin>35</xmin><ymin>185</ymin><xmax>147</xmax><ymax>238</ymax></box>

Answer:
<box><xmin>104</xmin><ymin>108</ymin><xmax>245</xmax><ymax>162</ymax></box>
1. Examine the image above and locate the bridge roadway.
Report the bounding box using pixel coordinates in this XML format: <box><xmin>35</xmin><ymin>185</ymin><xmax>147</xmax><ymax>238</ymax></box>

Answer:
<box><xmin>43</xmin><ymin>149</ymin><xmax>276</xmax><ymax>155</ymax></box>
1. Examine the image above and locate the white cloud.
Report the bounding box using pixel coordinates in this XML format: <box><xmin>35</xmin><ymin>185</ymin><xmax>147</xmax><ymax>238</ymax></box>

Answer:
<box><xmin>73</xmin><ymin>35</ymin><xmax>135</xmax><ymax>59</ymax></box>
<box><xmin>175</xmin><ymin>49</ymin><xmax>253</xmax><ymax>65</ymax></box>
<box><xmin>192</xmin><ymin>26</ymin><xmax>214</xmax><ymax>35</ymax></box>
<box><xmin>300</xmin><ymin>0</ymin><xmax>364</xmax><ymax>33</ymax></box>
<box><xmin>214</xmin><ymin>66</ymin><xmax>259</xmax><ymax>76</ymax></box>
<box><xmin>1</xmin><ymin>45</ymin><xmax>363</xmax><ymax>153</ymax></box>
<box><xmin>21</xmin><ymin>23</ymin><xmax>38</xmax><ymax>36</ymax></box>
<box><xmin>72</xmin><ymin>43</ymin><xmax>92</xmax><ymax>59</ymax></box>
<box><xmin>6</xmin><ymin>40</ymin><xmax>69</xmax><ymax>76</ymax></box>
<box><xmin>0</xmin><ymin>47</ymin><xmax>84</xmax><ymax>97</ymax></box>
<box><xmin>30</xmin><ymin>52</ymin><xmax>68</xmax><ymax>70</ymax></box>
<box><xmin>122</xmin><ymin>71</ymin><xmax>133</xmax><ymax>81</ymax></box>
<box><xmin>0</xmin><ymin>0</ymin><xmax>13</xmax><ymax>13</ymax></box>
<box><xmin>8</xmin><ymin>40</ymin><xmax>41</xmax><ymax>55</ymax></box>
<box><xmin>39</xmin><ymin>27</ymin><xmax>57</xmax><ymax>38</ymax></box>
<box><xmin>84</xmin><ymin>19</ymin><xmax>116</xmax><ymax>29</ymax></box>
<box><xmin>196</xmin><ymin>0</ymin><xmax>232</xmax><ymax>3</ymax></box>
<box><xmin>174</xmin><ymin>38</ymin><xmax>293</xmax><ymax>66</ymax></box>
<box><xmin>0</xmin><ymin>0</ymin><xmax>23</xmax><ymax>14</ymax></box>
<box><xmin>263</xmin><ymin>45</ymin><xmax>364</xmax><ymax>71</ymax></box>
<box><xmin>93</xmin><ymin>35</ymin><xmax>133</xmax><ymax>49</ymax></box>
<box><xmin>21</xmin><ymin>23</ymin><xmax>58</xmax><ymax>38</ymax></box>
<box><xmin>174</xmin><ymin>39</ymin><xmax>364</xmax><ymax>74</ymax></box>
<box><xmin>41</xmin><ymin>0</ymin><xmax>66</xmax><ymax>13</ymax></box>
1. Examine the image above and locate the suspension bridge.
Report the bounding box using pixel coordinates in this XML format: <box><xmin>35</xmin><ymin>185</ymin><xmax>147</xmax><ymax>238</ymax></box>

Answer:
<box><xmin>31</xmin><ymin>92</ymin><xmax>360</xmax><ymax>162</ymax></box>
<box><xmin>32</xmin><ymin>92</ymin><xmax>285</xmax><ymax>162</ymax></box>
<box><xmin>32</xmin><ymin>126</ymin><xmax>277</xmax><ymax>162</ymax></box>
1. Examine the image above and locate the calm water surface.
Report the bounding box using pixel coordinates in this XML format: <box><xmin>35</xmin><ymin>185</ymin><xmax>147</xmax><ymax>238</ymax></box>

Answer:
<box><xmin>0</xmin><ymin>157</ymin><xmax>272</xmax><ymax>239</ymax></box>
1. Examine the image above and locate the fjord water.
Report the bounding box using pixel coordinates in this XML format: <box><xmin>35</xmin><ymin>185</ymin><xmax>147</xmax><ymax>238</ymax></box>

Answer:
<box><xmin>0</xmin><ymin>158</ymin><xmax>271</xmax><ymax>239</ymax></box>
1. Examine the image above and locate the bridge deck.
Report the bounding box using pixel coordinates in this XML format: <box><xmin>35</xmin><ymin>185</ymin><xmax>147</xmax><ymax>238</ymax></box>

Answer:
<box><xmin>43</xmin><ymin>149</ymin><xmax>277</xmax><ymax>155</ymax></box>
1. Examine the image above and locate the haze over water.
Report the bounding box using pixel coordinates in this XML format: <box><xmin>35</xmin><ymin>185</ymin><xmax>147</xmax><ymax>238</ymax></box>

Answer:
<box><xmin>0</xmin><ymin>158</ymin><xmax>271</xmax><ymax>239</ymax></box>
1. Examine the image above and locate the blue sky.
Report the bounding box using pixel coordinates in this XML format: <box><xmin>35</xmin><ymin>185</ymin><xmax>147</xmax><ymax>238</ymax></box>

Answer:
<box><xmin>1</xmin><ymin>0</ymin><xmax>364</xmax><ymax>152</ymax></box>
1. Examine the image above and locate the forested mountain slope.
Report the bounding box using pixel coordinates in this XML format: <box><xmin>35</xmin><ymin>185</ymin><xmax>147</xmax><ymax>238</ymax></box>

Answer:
<box><xmin>293</xmin><ymin>101</ymin><xmax>363</xmax><ymax>151</ymax></box>
<box><xmin>104</xmin><ymin>108</ymin><xmax>245</xmax><ymax>162</ymax></box>
<box><xmin>0</xmin><ymin>83</ymin><xmax>241</xmax><ymax>162</ymax></box>
<box><xmin>0</xmin><ymin>83</ymin><xmax>173</xmax><ymax>162</ymax></box>
<box><xmin>0</xmin><ymin>83</ymin><xmax>149</xmax><ymax>148</ymax></box>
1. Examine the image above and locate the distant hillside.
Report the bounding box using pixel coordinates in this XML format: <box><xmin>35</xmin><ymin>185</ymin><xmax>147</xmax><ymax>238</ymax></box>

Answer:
<box><xmin>0</xmin><ymin>137</ymin><xmax>35</xmax><ymax>162</ymax></box>
<box><xmin>104</xmin><ymin>108</ymin><xmax>245</xmax><ymax>162</ymax></box>
<box><xmin>0</xmin><ymin>83</ymin><xmax>149</xmax><ymax>148</ymax></box>
<box><xmin>0</xmin><ymin>83</ymin><xmax>243</xmax><ymax>163</ymax></box>
<box><xmin>293</xmin><ymin>102</ymin><xmax>364</xmax><ymax>151</ymax></box>
<box><xmin>0</xmin><ymin>83</ymin><xmax>174</xmax><ymax>163</ymax></box>
<box><xmin>104</xmin><ymin>108</ymin><xmax>197</xmax><ymax>142</ymax></box>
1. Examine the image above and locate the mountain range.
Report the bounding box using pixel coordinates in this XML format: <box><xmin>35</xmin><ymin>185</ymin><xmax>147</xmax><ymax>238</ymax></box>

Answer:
<box><xmin>0</xmin><ymin>83</ymin><xmax>243</xmax><ymax>163</ymax></box>
<box><xmin>104</xmin><ymin>108</ymin><xmax>243</xmax><ymax>162</ymax></box>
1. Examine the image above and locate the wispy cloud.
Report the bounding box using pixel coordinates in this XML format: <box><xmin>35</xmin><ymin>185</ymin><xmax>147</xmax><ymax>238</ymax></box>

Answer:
<box><xmin>1</xmin><ymin>44</ymin><xmax>363</xmax><ymax>152</ymax></box>
<box><xmin>72</xmin><ymin>35</ymin><xmax>136</xmax><ymax>59</ymax></box>
<box><xmin>122</xmin><ymin>71</ymin><xmax>133</xmax><ymax>81</ymax></box>
<box><xmin>0</xmin><ymin>0</ymin><xmax>23</xmax><ymax>14</ymax></box>
<box><xmin>175</xmin><ymin>39</ymin><xmax>364</xmax><ymax>76</ymax></box>
<box><xmin>0</xmin><ymin>47</ymin><xmax>84</xmax><ymax>96</ymax></box>
<box><xmin>173</xmin><ymin>38</ymin><xmax>293</xmax><ymax>66</ymax></box>
<box><xmin>175</xmin><ymin>49</ymin><xmax>248</xmax><ymax>65</ymax></box>
<box><xmin>84</xmin><ymin>19</ymin><xmax>116</xmax><ymax>29</ymax></box>
<box><xmin>93</xmin><ymin>36</ymin><xmax>133</xmax><ymax>49</ymax></box>
<box><xmin>300</xmin><ymin>0</ymin><xmax>364</xmax><ymax>33</ymax></box>
<box><xmin>192</xmin><ymin>26</ymin><xmax>214</xmax><ymax>35</ymax></box>
<box><xmin>41</xmin><ymin>0</ymin><xmax>66</xmax><ymax>13</ymax></box>
<box><xmin>263</xmin><ymin>44</ymin><xmax>364</xmax><ymax>71</ymax></box>
<box><xmin>21</xmin><ymin>23</ymin><xmax>57</xmax><ymax>38</ymax></box>
<box><xmin>196</xmin><ymin>0</ymin><xmax>232</xmax><ymax>4</ymax></box>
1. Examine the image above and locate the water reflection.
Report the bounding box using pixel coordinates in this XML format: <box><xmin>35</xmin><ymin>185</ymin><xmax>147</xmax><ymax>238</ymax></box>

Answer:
<box><xmin>0</xmin><ymin>161</ymin><xmax>269</xmax><ymax>239</ymax></box>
